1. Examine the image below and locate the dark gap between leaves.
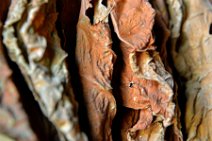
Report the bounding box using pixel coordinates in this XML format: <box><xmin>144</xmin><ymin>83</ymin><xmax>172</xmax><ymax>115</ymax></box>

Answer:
<box><xmin>55</xmin><ymin>0</ymin><xmax>91</xmax><ymax>140</ymax></box>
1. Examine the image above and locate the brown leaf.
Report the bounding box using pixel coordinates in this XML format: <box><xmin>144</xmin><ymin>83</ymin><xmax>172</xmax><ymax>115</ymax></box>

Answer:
<box><xmin>109</xmin><ymin>0</ymin><xmax>156</xmax><ymax>51</ymax></box>
<box><xmin>76</xmin><ymin>0</ymin><xmax>116</xmax><ymax>140</ymax></box>
<box><xmin>110</xmin><ymin>0</ymin><xmax>176</xmax><ymax>140</ymax></box>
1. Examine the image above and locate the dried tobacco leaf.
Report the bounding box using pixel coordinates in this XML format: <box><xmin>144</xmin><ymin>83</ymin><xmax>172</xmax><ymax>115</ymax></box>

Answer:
<box><xmin>0</xmin><ymin>23</ymin><xmax>38</xmax><ymax>141</ymax></box>
<box><xmin>172</xmin><ymin>0</ymin><xmax>212</xmax><ymax>140</ymax></box>
<box><xmin>2</xmin><ymin>0</ymin><xmax>87</xmax><ymax>141</ymax></box>
<box><xmin>75</xmin><ymin>0</ymin><xmax>116</xmax><ymax>140</ymax></box>
<box><xmin>109</xmin><ymin>0</ymin><xmax>176</xmax><ymax>140</ymax></box>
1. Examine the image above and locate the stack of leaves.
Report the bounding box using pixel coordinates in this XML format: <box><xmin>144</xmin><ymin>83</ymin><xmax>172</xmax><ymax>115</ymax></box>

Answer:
<box><xmin>0</xmin><ymin>0</ymin><xmax>211</xmax><ymax>141</ymax></box>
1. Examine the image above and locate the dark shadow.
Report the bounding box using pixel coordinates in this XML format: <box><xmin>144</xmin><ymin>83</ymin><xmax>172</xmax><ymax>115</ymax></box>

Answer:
<box><xmin>56</xmin><ymin>0</ymin><xmax>91</xmax><ymax>139</ymax></box>
<box><xmin>85</xmin><ymin>3</ymin><xmax>94</xmax><ymax>24</ymax></box>
<box><xmin>108</xmin><ymin>15</ymin><xmax>124</xmax><ymax>141</ymax></box>
<box><xmin>165</xmin><ymin>28</ymin><xmax>188</xmax><ymax>141</ymax></box>
<box><xmin>102</xmin><ymin>0</ymin><xmax>107</xmax><ymax>7</ymax></box>
<box><xmin>0</xmin><ymin>0</ymin><xmax>11</xmax><ymax>23</ymax></box>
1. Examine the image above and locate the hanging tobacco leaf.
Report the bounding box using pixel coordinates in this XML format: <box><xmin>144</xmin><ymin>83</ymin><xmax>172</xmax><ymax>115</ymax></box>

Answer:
<box><xmin>109</xmin><ymin>0</ymin><xmax>176</xmax><ymax>140</ymax></box>
<box><xmin>2</xmin><ymin>0</ymin><xmax>87</xmax><ymax>141</ymax></box>
<box><xmin>76</xmin><ymin>0</ymin><xmax>116</xmax><ymax>140</ymax></box>
<box><xmin>171</xmin><ymin>0</ymin><xmax>212</xmax><ymax>140</ymax></box>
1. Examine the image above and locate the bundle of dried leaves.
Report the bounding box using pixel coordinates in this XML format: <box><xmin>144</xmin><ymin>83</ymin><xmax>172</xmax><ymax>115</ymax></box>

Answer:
<box><xmin>0</xmin><ymin>0</ymin><xmax>211</xmax><ymax>141</ymax></box>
